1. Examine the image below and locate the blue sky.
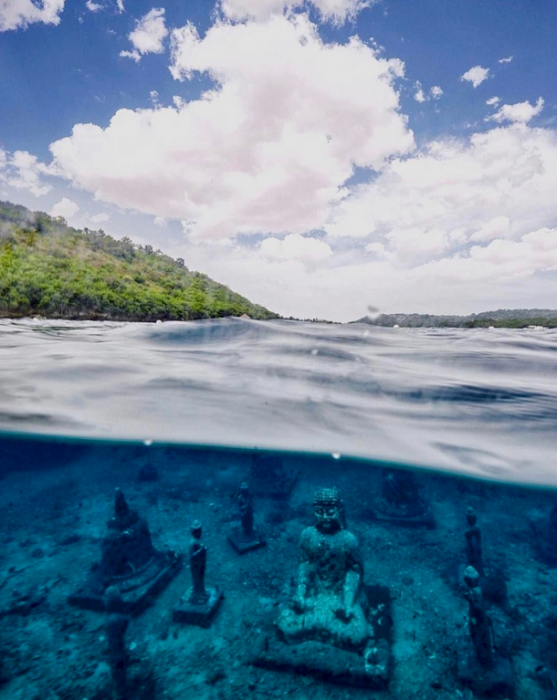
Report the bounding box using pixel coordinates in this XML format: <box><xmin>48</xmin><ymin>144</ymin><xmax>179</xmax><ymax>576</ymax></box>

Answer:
<box><xmin>1</xmin><ymin>0</ymin><xmax>557</xmax><ymax>320</ymax></box>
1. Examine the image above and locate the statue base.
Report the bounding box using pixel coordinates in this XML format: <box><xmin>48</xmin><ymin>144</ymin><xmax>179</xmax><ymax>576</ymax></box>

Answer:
<box><xmin>68</xmin><ymin>550</ymin><xmax>183</xmax><ymax>615</ymax></box>
<box><xmin>173</xmin><ymin>586</ymin><xmax>223</xmax><ymax>628</ymax></box>
<box><xmin>253</xmin><ymin>585</ymin><xmax>392</xmax><ymax>689</ymax></box>
<box><xmin>372</xmin><ymin>498</ymin><xmax>435</xmax><ymax>529</ymax></box>
<box><xmin>228</xmin><ymin>527</ymin><xmax>266</xmax><ymax>555</ymax></box>
<box><xmin>248</xmin><ymin>467</ymin><xmax>299</xmax><ymax>500</ymax></box>
<box><xmin>457</xmin><ymin>639</ymin><xmax>514</xmax><ymax>698</ymax></box>
<box><xmin>531</xmin><ymin>515</ymin><xmax>557</xmax><ymax>565</ymax></box>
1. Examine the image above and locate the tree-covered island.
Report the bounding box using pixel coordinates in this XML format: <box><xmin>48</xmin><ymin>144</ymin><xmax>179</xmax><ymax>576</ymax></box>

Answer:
<box><xmin>0</xmin><ymin>201</ymin><xmax>278</xmax><ymax>321</ymax></box>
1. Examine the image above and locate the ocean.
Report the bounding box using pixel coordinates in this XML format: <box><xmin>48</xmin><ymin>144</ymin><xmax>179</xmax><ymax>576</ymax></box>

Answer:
<box><xmin>1</xmin><ymin>318</ymin><xmax>556</xmax><ymax>699</ymax></box>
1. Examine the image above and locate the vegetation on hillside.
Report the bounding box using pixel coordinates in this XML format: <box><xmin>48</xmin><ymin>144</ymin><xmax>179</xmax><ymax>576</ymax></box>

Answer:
<box><xmin>355</xmin><ymin>310</ymin><xmax>557</xmax><ymax>329</ymax></box>
<box><xmin>0</xmin><ymin>201</ymin><xmax>278</xmax><ymax>321</ymax></box>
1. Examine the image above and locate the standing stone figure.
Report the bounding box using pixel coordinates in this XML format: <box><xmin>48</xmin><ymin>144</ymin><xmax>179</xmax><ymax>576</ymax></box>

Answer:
<box><xmin>173</xmin><ymin>520</ymin><xmax>223</xmax><ymax>627</ymax></box>
<box><xmin>464</xmin><ymin>567</ymin><xmax>493</xmax><ymax>669</ymax></box>
<box><xmin>104</xmin><ymin>586</ymin><xmax>130</xmax><ymax>700</ymax></box>
<box><xmin>238</xmin><ymin>482</ymin><xmax>255</xmax><ymax>537</ymax></box>
<box><xmin>228</xmin><ymin>482</ymin><xmax>266</xmax><ymax>554</ymax></box>
<box><xmin>465</xmin><ymin>507</ymin><xmax>484</xmax><ymax>576</ymax></box>
<box><xmin>188</xmin><ymin>520</ymin><xmax>209</xmax><ymax>605</ymax></box>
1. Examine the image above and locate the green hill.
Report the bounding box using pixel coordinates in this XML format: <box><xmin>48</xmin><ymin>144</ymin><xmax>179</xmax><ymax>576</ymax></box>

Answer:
<box><xmin>0</xmin><ymin>201</ymin><xmax>278</xmax><ymax>322</ymax></box>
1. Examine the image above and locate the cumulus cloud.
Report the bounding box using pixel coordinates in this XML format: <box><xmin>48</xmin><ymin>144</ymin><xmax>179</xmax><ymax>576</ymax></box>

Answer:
<box><xmin>414</xmin><ymin>81</ymin><xmax>426</xmax><ymax>103</ymax></box>
<box><xmin>120</xmin><ymin>8</ymin><xmax>167</xmax><ymax>62</ymax></box>
<box><xmin>326</xmin><ymin>124</ymin><xmax>557</xmax><ymax>270</ymax></box>
<box><xmin>90</xmin><ymin>212</ymin><xmax>110</xmax><ymax>224</ymax></box>
<box><xmin>220</xmin><ymin>0</ymin><xmax>372</xmax><ymax>23</ymax></box>
<box><xmin>499</xmin><ymin>55</ymin><xmax>513</xmax><ymax>64</ymax></box>
<box><xmin>0</xmin><ymin>149</ymin><xmax>51</xmax><ymax>196</ymax></box>
<box><xmin>488</xmin><ymin>97</ymin><xmax>544</xmax><ymax>125</ymax></box>
<box><xmin>51</xmin><ymin>14</ymin><xmax>413</xmax><ymax>241</ymax></box>
<box><xmin>460</xmin><ymin>65</ymin><xmax>489</xmax><ymax>88</ymax></box>
<box><xmin>430</xmin><ymin>85</ymin><xmax>443</xmax><ymax>99</ymax></box>
<box><xmin>0</xmin><ymin>0</ymin><xmax>65</xmax><ymax>32</ymax></box>
<box><xmin>51</xmin><ymin>197</ymin><xmax>79</xmax><ymax>219</ymax></box>
<box><xmin>85</xmin><ymin>1</ymin><xmax>102</xmax><ymax>12</ymax></box>
<box><xmin>414</xmin><ymin>82</ymin><xmax>442</xmax><ymax>103</ymax></box>
<box><xmin>486</xmin><ymin>96</ymin><xmax>500</xmax><ymax>106</ymax></box>
<box><xmin>261</xmin><ymin>233</ymin><xmax>332</xmax><ymax>264</ymax></box>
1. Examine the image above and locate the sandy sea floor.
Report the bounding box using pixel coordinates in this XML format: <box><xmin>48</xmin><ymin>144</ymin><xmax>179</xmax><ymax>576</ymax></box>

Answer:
<box><xmin>0</xmin><ymin>441</ymin><xmax>556</xmax><ymax>700</ymax></box>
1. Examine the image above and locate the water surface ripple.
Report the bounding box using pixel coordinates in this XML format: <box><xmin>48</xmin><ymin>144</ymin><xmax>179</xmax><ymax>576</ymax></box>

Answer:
<box><xmin>1</xmin><ymin>318</ymin><xmax>556</xmax><ymax>485</ymax></box>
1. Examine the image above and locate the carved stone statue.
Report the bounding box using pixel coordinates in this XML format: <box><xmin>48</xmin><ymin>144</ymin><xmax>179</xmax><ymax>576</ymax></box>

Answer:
<box><xmin>464</xmin><ymin>567</ymin><xmax>493</xmax><ymax>668</ymax></box>
<box><xmin>256</xmin><ymin>488</ymin><xmax>393</xmax><ymax>688</ymax></box>
<box><xmin>173</xmin><ymin>520</ymin><xmax>222</xmax><ymax>627</ymax></box>
<box><xmin>465</xmin><ymin>507</ymin><xmax>484</xmax><ymax>576</ymax></box>
<box><xmin>228</xmin><ymin>483</ymin><xmax>266</xmax><ymax>554</ymax></box>
<box><xmin>374</xmin><ymin>469</ymin><xmax>434</xmax><ymax>528</ymax></box>
<box><xmin>188</xmin><ymin>520</ymin><xmax>209</xmax><ymax>605</ymax></box>
<box><xmin>68</xmin><ymin>488</ymin><xmax>182</xmax><ymax>614</ymax></box>
<box><xmin>104</xmin><ymin>586</ymin><xmax>130</xmax><ymax>700</ymax></box>
<box><xmin>278</xmin><ymin>487</ymin><xmax>367</xmax><ymax>649</ymax></box>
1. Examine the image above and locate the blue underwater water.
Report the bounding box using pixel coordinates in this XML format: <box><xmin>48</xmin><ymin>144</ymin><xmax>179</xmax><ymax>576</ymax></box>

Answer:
<box><xmin>1</xmin><ymin>318</ymin><xmax>557</xmax><ymax>699</ymax></box>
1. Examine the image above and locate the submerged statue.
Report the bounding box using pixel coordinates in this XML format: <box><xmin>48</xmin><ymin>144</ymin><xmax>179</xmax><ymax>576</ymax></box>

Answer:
<box><xmin>531</xmin><ymin>504</ymin><xmax>557</xmax><ymax>565</ymax></box>
<box><xmin>174</xmin><ymin>520</ymin><xmax>222</xmax><ymax>627</ymax></box>
<box><xmin>278</xmin><ymin>487</ymin><xmax>368</xmax><ymax>650</ymax></box>
<box><xmin>248</xmin><ymin>453</ymin><xmax>298</xmax><ymax>499</ymax></box>
<box><xmin>104</xmin><ymin>586</ymin><xmax>130</xmax><ymax>700</ymax></box>
<box><xmin>228</xmin><ymin>482</ymin><xmax>266</xmax><ymax>554</ymax></box>
<box><xmin>464</xmin><ymin>567</ymin><xmax>493</xmax><ymax>668</ymax></box>
<box><xmin>256</xmin><ymin>487</ymin><xmax>393</xmax><ymax>688</ymax></box>
<box><xmin>374</xmin><ymin>468</ymin><xmax>434</xmax><ymax>527</ymax></box>
<box><xmin>465</xmin><ymin>507</ymin><xmax>484</xmax><ymax>576</ymax></box>
<box><xmin>68</xmin><ymin>488</ymin><xmax>182</xmax><ymax>614</ymax></box>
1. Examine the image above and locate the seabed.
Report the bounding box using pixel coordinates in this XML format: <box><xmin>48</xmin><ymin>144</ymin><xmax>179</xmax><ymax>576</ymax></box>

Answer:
<box><xmin>0</xmin><ymin>438</ymin><xmax>556</xmax><ymax>699</ymax></box>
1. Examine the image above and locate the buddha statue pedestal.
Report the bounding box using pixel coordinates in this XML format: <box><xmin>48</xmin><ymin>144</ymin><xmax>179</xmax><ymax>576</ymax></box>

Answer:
<box><xmin>253</xmin><ymin>488</ymin><xmax>392</xmax><ymax>689</ymax></box>
<box><xmin>373</xmin><ymin>468</ymin><xmax>435</xmax><ymax>528</ymax></box>
<box><xmin>457</xmin><ymin>567</ymin><xmax>514</xmax><ymax>698</ymax></box>
<box><xmin>247</xmin><ymin>454</ymin><xmax>298</xmax><ymax>500</ymax></box>
<box><xmin>228</xmin><ymin>483</ymin><xmax>266</xmax><ymax>555</ymax></box>
<box><xmin>68</xmin><ymin>489</ymin><xmax>182</xmax><ymax>615</ymax></box>
<box><xmin>531</xmin><ymin>505</ymin><xmax>557</xmax><ymax>565</ymax></box>
<box><xmin>173</xmin><ymin>521</ymin><xmax>223</xmax><ymax>628</ymax></box>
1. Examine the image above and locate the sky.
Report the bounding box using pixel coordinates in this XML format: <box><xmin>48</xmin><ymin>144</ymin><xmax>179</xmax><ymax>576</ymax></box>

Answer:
<box><xmin>1</xmin><ymin>0</ymin><xmax>557</xmax><ymax>321</ymax></box>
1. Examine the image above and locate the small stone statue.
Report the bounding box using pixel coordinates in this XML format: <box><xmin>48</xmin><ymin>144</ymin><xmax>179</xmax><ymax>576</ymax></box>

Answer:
<box><xmin>228</xmin><ymin>483</ymin><xmax>266</xmax><ymax>554</ymax></box>
<box><xmin>374</xmin><ymin>468</ymin><xmax>434</xmax><ymax>528</ymax></box>
<box><xmin>465</xmin><ymin>507</ymin><xmax>484</xmax><ymax>576</ymax></box>
<box><xmin>464</xmin><ymin>567</ymin><xmax>493</xmax><ymax>669</ymax></box>
<box><xmin>104</xmin><ymin>586</ymin><xmax>130</xmax><ymax>700</ymax></box>
<box><xmin>68</xmin><ymin>488</ymin><xmax>182</xmax><ymax>614</ymax></box>
<box><xmin>188</xmin><ymin>520</ymin><xmax>209</xmax><ymax>605</ymax></box>
<box><xmin>173</xmin><ymin>521</ymin><xmax>222</xmax><ymax>627</ymax></box>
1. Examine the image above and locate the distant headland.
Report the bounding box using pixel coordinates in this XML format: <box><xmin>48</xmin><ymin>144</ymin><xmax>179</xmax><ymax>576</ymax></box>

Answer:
<box><xmin>352</xmin><ymin>309</ymin><xmax>557</xmax><ymax>329</ymax></box>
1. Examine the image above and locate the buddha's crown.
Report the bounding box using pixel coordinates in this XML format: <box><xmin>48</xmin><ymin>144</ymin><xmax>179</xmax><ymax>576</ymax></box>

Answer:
<box><xmin>313</xmin><ymin>487</ymin><xmax>341</xmax><ymax>507</ymax></box>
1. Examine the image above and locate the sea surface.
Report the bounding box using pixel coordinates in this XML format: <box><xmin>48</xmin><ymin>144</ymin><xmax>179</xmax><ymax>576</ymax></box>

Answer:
<box><xmin>1</xmin><ymin>317</ymin><xmax>557</xmax><ymax>485</ymax></box>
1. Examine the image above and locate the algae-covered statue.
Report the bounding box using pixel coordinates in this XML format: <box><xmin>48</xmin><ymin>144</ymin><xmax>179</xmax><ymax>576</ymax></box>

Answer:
<box><xmin>173</xmin><ymin>520</ymin><xmax>222</xmax><ymax>627</ymax></box>
<box><xmin>374</xmin><ymin>468</ymin><xmax>435</xmax><ymax>528</ymax></box>
<box><xmin>278</xmin><ymin>487</ymin><xmax>367</xmax><ymax>649</ymax></box>
<box><xmin>457</xmin><ymin>566</ymin><xmax>514</xmax><ymax>696</ymax></box>
<box><xmin>228</xmin><ymin>482</ymin><xmax>266</xmax><ymax>554</ymax></box>
<box><xmin>68</xmin><ymin>488</ymin><xmax>182</xmax><ymax>614</ymax></box>
<box><xmin>465</xmin><ymin>507</ymin><xmax>484</xmax><ymax>576</ymax></box>
<box><xmin>255</xmin><ymin>487</ymin><xmax>393</xmax><ymax>689</ymax></box>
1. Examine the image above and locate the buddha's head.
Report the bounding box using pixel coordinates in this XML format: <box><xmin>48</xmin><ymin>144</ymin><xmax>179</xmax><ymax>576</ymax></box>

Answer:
<box><xmin>313</xmin><ymin>487</ymin><xmax>343</xmax><ymax>533</ymax></box>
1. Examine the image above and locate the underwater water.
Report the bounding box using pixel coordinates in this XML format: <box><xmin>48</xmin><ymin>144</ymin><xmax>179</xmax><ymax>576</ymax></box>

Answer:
<box><xmin>1</xmin><ymin>318</ymin><xmax>557</xmax><ymax>699</ymax></box>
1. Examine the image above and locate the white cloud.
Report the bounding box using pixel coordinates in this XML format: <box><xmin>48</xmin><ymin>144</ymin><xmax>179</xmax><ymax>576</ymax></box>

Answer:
<box><xmin>430</xmin><ymin>85</ymin><xmax>443</xmax><ymax>99</ymax></box>
<box><xmin>90</xmin><ymin>212</ymin><xmax>110</xmax><ymax>224</ymax></box>
<box><xmin>326</xmin><ymin>124</ymin><xmax>557</xmax><ymax>268</ymax></box>
<box><xmin>51</xmin><ymin>14</ymin><xmax>413</xmax><ymax>241</ymax></box>
<box><xmin>154</xmin><ymin>216</ymin><xmax>166</xmax><ymax>227</ymax></box>
<box><xmin>0</xmin><ymin>0</ymin><xmax>65</xmax><ymax>32</ymax></box>
<box><xmin>0</xmin><ymin>149</ymin><xmax>51</xmax><ymax>196</ymax></box>
<box><xmin>120</xmin><ymin>8</ymin><xmax>167</xmax><ymax>62</ymax></box>
<box><xmin>116</xmin><ymin>0</ymin><xmax>124</xmax><ymax>12</ymax></box>
<box><xmin>220</xmin><ymin>0</ymin><xmax>372</xmax><ymax>23</ymax></box>
<box><xmin>51</xmin><ymin>197</ymin><xmax>79</xmax><ymax>220</ymax></box>
<box><xmin>414</xmin><ymin>81</ymin><xmax>426</xmax><ymax>103</ymax></box>
<box><xmin>260</xmin><ymin>233</ymin><xmax>332</xmax><ymax>264</ymax></box>
<box><xmin>486</xmin><ymin>96</ymin><xmax>500</xmax><ymax>106</ymax></box>
<box><xmin>488</xmin><ymin>97</ymin><xmax>544</xmax><ymax>125</ymax></box>
<box><xmin>499</xmin><ymin>55</ymin><xmax>513</xmax><ymax>64</ymax></box>
<box><xmin>85</xmin><ymin>1</ymin><xmax>102</xmax><ymax>12</ymax></box>
<box><xmin>460</xmin><ymin>65</ymin><xmax>489</xmax><ymax>88</ymax></box>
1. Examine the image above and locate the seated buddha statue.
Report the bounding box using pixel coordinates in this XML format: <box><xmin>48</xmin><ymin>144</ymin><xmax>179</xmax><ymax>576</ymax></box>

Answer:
<box><xmin>277</xmin><ymin>487</ymin><xmax>369</xmax><ymax>652</ymax></box>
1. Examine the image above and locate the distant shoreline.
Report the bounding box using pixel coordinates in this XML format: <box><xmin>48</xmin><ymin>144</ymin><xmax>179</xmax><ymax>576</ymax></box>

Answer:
<box><xmin>351</xmin><ymin>309</ymin><xmax>557</xmax><ymax>329</ymax></box>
